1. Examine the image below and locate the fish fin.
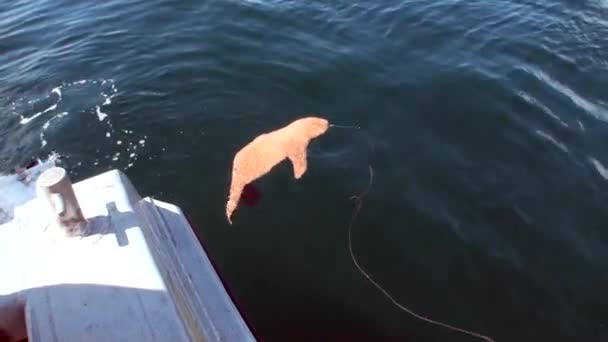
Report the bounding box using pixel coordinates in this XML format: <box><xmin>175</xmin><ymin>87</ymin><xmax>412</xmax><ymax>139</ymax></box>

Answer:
<box><xmin>288</xmin><ymin>147</ymin><xmax>307</xmax><ymax>179</ymax></box>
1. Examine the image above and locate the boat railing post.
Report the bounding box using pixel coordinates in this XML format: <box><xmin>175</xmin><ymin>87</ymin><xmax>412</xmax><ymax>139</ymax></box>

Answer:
<box><xmin>36</xmin><ymin>166</ymin><xmax>86</xmax><ymax>236</ymax></box>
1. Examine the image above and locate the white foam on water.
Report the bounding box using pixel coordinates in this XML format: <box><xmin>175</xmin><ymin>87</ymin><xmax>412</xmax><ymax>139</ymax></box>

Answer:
<box><xmin>94</xmin><ymin>79</ymin><xmax>117</xmax><ymax>123</ymax></box>
<box><xmin>235</xmin><ymin>0</ymin><xmax>279</xmax><ymax>8</ymax></box>
<box><xmin>14</xmin><ymin>78</ymin><xmax>119</xmax><ymax>150</ymax></box>
<box><xmin>39</xmin><ymin>112</ymin><xmax>69</xmax><ymax>148</ymax></box>
<box><xmin>105</xmin><ymin>133</ymin><xmax>148</xmax><ymax>170</ymax></box>
<box><xmin>19</xmin><ymin>103</ymin><xmax>58</xmax><ymax>125</ymax></box>
<box><xmin>41</xmin><ymin>111</ymin><xmax>68</xmax><ymax>130</ymax></box>
<box><xmin>19</xmin><ymin>86</ymin><xmax>64</xmax><ymax>125</ymax></box>
<box><xmin>51</xmin><ymin>86</ymin><xmax>62</xmax><ymax>99</ymax></box>
<box><xmin>95</xmin><ymin>105</ymin><xmax>108</xmax><ymax>121</ymax></box>
<box><xmin>16</xmin><ymin>78</ymin><xmax>152</xmax><ymax>173</ymax></box>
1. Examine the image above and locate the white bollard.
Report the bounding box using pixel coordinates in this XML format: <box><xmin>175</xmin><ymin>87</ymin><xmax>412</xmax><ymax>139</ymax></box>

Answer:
<box><xmin>36</xmin><ymin>167</ymin><xmax>86</xmax><ymax>236</ymax></box>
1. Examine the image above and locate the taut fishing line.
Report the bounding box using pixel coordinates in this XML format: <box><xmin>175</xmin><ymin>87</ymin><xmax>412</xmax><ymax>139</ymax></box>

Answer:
<box><xmin>225</xmin><ymin>115</ymin><xmax>494</xmax><ymax>341</ymax></box>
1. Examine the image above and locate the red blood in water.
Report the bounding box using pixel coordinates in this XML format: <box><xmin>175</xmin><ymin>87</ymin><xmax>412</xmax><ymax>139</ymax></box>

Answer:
<box><xmin>241</xmin><ymin>183</ymin><xmax>262</xmax><ymax>207</ymax></box>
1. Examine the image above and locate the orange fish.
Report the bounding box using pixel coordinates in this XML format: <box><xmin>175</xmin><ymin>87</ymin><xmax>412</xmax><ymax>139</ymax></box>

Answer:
<box><xmin>226</xmin><ymin>116</ymin><xmax>329</xmax><ymax>224</ymax></box>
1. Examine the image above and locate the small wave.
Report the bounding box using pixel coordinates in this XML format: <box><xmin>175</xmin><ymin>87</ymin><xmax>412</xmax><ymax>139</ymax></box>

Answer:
<box><xmin>100</xmin><ymin>29</ymin><xmax>129</xmax><ymax>37</ymax></box>
<box><xmin>40</xmin><ymin>111</ymin><xmax>69</xmax><ymax>148</ymax></box>
<box><xmin>536</xmin><ymin>129</ymin><xmax>568</xmax><ymax>153</ymax></box>
<box><xmin>525</xmin><ymin>66</ymin><xmax>608</xmax><ymax>123</ymax></box>
<box><xmin>589</xmin><ymin>157</ymin><xmax>608</xmax><ymax>180</ymax></box>
<box><xmin>18</xmin><ymin>87</ymin><xmax>62</xmax><ymax>125</ymax></box>
<box><xmin>19</xmin><ymin>103</ymin><xmax>58</xmax><ymax>125</ymax></box>
<box><xmin>135</xmin><ymin>90</ymin><xmax>167</xmax><ymax>97</ymax></box>
<box><xmin>517</xmin><ymin>91</ymin><xmax>569</xmax><ymax>128</ymax></box>
<box><xmin>577</xmin><ymin>120</ymin><xmax>585</xmax><ymax>132</ymax></box>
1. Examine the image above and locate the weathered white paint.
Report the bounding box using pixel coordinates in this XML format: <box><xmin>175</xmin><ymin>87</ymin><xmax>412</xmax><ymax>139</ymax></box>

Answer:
<box><xmin>0</xmin><ymin>167</ymin><xmax>255</xmax><ymax>342</ymax></box>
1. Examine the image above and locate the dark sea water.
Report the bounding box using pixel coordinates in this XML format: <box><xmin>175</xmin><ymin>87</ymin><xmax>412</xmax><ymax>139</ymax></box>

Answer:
<box><xmin>2</xmin><ymin>0</ymin><xmax>608</xmax><ymax>341</ymax></box>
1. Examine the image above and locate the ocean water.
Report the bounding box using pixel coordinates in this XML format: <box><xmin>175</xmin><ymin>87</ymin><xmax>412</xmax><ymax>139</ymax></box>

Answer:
<box><xmin>2</xmin><ymin>0</ymin><xmax>608</xmax><ymax>341</ymax></box>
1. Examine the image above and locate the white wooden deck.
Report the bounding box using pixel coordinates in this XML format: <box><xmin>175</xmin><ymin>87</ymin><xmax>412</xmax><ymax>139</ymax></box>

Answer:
<box><xmin>0</xmin><ymin>167</ymin><xmax>255</xmax><ymax>342</ymax></box>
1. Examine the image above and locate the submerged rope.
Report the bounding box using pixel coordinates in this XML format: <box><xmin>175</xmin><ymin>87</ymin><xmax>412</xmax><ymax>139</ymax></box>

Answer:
<box><xmin>348</xmin><ymin>165</ymin><xmax>495</xmax><ymax>342</ymax></box>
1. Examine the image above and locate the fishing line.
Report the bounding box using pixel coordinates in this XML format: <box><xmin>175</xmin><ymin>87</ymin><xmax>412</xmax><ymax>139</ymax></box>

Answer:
<box><xmin>329</xmin><ymin>123</ymin><xmax>361</xmax><ymax>130</ymax></box>
<box><xmin>348</xmin><ymin>165</ymin><xmax>495</xmax><ymax>342</ymax></box>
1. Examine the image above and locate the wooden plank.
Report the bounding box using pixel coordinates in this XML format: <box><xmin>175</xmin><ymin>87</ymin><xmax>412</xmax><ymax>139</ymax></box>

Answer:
<box><xmin>138</xmin><ymin>198</ymin><xmax>256</xmax><ymax>342</ymax></box>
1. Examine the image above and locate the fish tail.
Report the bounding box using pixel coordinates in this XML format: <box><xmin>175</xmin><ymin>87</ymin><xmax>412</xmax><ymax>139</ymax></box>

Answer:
<box><xmin>226</xmin><ymin>180</ymin><xmax>245</xmax><ymax>224</ymax></box>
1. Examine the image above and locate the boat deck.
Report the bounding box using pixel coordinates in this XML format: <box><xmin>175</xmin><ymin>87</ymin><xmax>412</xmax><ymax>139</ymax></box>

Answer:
<box><xmin>0</xmin><ymin>166</ymin><xmax>255</xmax><ymax>342</ymax></box>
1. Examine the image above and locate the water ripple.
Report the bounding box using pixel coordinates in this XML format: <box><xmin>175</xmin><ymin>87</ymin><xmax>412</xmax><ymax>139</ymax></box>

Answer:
<box><xmin>2</xmin><ymin>0</ymin><xmax>608</xmax><ymax>340</ymax></box>
<box><xmin>523</xmin><ymin>66</ymin><xmax>608</xmax><ymax>123</ymax></box>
